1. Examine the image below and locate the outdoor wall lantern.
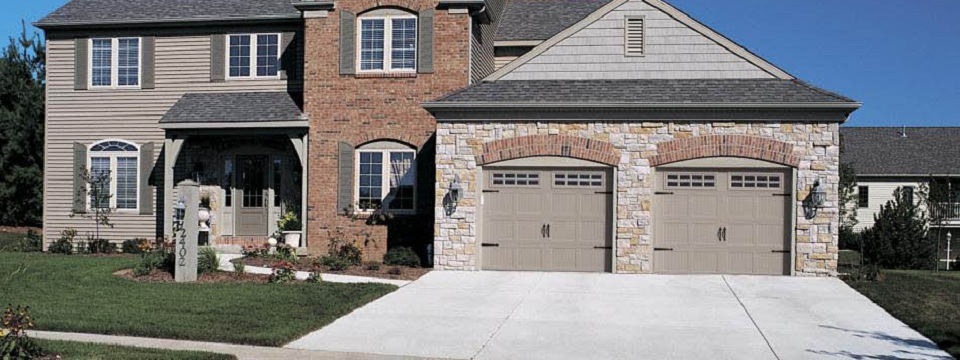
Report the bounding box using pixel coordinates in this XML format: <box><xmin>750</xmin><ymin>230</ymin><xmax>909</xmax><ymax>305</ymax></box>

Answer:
<box><xmin>173</xmin><ymin>198</ymin><xmax>186</xmax><ymax>231</ymax></box>
<box><xmin>803</xmin><ymin>178</ymin><xmax>827</xmax><ymax>220</ymax></box>
<box><xmin>444</xmin><ymin>175</ymin><xmax>463</xmax><ymax>216</ymax></box>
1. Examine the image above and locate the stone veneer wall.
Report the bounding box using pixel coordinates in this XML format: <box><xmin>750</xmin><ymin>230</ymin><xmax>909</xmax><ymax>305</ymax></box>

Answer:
<box><xmin>434</xmin><ymin>121</ymin><xmax>841</xmax><ymax>276</ymax></box>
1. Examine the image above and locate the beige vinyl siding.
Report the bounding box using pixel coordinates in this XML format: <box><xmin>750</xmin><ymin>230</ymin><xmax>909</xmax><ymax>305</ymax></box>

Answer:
<box><xmin>500</xmin><ymin>0</ymin><xmax>775</xmax><ymax>80</ymax></box>
<box><xmin>853</xmin><ymin>180</ymin><xmax>924</xmax><ymax>231</ymax></box>
<box><xmin>470</xmin><ymin>0</ymin><xmax>506</xmax><ymax>82</ymax></box>
<box><xmin>494</xmin><ymin>46</ymin><xmax>533</xmax><ymax>70</ymax></box>
<box><xmin>44</xmin><ymin>32</ymin><xmax>300</xmax><ymax>246</ymax></box>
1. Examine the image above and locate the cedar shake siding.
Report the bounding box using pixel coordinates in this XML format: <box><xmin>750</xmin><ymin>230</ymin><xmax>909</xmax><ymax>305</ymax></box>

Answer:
<box><xmin>43</xmin><ymin>24</ymin><xmax>302</xmax><ymax>246</ymax></box>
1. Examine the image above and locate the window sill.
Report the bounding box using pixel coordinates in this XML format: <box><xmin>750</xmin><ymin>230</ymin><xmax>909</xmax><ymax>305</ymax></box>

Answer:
<box><xmin>355</xmin><ymin>72</ymin><xmax>417</xmax><ymax>79</ymax></box>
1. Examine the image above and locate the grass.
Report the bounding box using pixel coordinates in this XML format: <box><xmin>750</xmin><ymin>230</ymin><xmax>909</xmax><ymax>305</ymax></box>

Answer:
<box><xmin>846</xmin><ymin>269</ymin><xmax>960</xmax><ymax>358</ymax></box>
<box><xmin>35</xmin><ymin>339</ymin><xmax>235</xmax><ymax>360</ymax></box>
<box><xmin>0</xmin><ymin>231</ymin><xmax>24</xmax><ymax>251</ymax></box>
<box><xmin>0</xmin><ymin>253</ymin><xmax>396</xmax><ymax>346</ymax></box>
<box><xmin>838</xmin><ymin>249</ymin><xmax>861</xmax><ymax>266</ymax></box>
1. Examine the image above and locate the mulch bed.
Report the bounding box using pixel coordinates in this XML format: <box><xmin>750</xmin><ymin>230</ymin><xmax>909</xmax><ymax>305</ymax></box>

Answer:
<box><xmin>115</xmin><ymin>268</ymin><xmax>272</xmax><ymax>284</ymax></box>
<box><xmin>0</xmin><ymin>226</ymin><xmax>41</xmax><ymax>234</ymax></box>
<box><xmin>241</xmin><ymin>257</ymin><xmax>431</xmax><ymax>281</ymax></box>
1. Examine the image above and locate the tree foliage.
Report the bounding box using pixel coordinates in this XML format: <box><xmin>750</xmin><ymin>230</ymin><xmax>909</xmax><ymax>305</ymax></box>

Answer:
<box><xmin>837</xmin><ymin>162</ymin><xmax>859</xmax><ymax>249</ymax></box>
<box><xmin>0</xmin><ymin>24</ymin><xmax>45</xmax><ymax>227</ymax></box>
<box><xmin>860</xmin><ymin>187</ymin><xmax>936</xmax><ymax>270</ymax></box>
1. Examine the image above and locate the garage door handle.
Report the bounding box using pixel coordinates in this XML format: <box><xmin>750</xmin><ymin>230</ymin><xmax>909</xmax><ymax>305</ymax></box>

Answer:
<box><xmin>722</xmin><ymin>227</ymin><xmax>727</xmax><ymax>242</ymax></box>
<box><xmin>546</xmin><ymin>224</ymin><xmax>551</xmax><ymax>238</ymax></box>
<box><xmin>541</xmin><ymin>224</ymin><xmax>546</xmax><ymax>238</ymax></box>
<box><xmin>482</xmin><ymin>243</ymin><xmax>500</xmax><ymax>247</ymax></box>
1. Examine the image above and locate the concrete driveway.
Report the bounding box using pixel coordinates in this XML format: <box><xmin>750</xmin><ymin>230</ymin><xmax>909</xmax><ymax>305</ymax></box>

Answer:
<box><xmin>287</xmin><ymin>272</ymin><xmax>951</xmax><ymax>360</ymax></box>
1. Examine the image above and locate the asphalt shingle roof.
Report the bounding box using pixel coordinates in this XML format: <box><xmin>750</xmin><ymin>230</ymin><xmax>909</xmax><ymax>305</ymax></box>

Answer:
<box><xmin>35</xmin><ymin>0</ymin><xmax>300</xmax><ymax>27</ymax></box>
<box><xmin>160</xmin><ymin>92</ymin><xmax>304</xmax><ymax>124</ymax></box>
<box><xmin>430</xmin><ymin>79</ymin><xmax>858</xmax><ymax>105</ymax></box>
<box><xmin>841</xmin><ymin>127</ymin><xmax>960</xmax><ymax>176</ymax></box>
<box><xmin>496</xmin><ymin>0</ymin><xmax>610</xmax><ymax>41</ymax></box>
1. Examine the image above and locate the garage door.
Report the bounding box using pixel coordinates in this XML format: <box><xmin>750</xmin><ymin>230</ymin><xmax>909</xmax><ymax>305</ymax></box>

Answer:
<box><xmin>654</xmin><ymin>170</ymin><xmax>791</xmax><ymax>275</ymax></box>
<box><xmin>482</xmin><ymin>168</ymin><xmax>612</xmax><ymax>272</ymax></box>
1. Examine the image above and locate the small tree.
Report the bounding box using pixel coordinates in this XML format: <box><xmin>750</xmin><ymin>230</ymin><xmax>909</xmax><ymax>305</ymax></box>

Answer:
<box><xmin>71</xmin><ymin>167</ymin><xmax>114</xmax><ymax>241</ymax></box>
<box><xmin>861</xmin><ymin>187</ymin><xmax>935</xmax><ymax>270</ymax></box>
<box><xmin>919</xmin><ymin>177</ymin><xmax>959</xmax><ymax>271</ymax></box>
<box><xmin>837</xmin><ymin>163</ymin><xmax>859</xmax><ymax>249</ymax></box>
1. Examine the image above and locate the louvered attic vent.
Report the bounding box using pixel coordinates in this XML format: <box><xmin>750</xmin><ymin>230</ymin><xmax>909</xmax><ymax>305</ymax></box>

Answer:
<box><xmin>624</xmin><ymin>16</ymin><xmax>645</xmax><ymax>56</ymax></box>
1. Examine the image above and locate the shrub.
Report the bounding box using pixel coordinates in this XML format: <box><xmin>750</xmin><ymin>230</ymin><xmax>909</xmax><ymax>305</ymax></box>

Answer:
<box><xmin>384</xmin><ymin>247</ymin><xmax>421</xmax><ymax>267</ymax></box>
<box><xmin>47</xmin><ymin>229</ymin><xmax>77</xmax><ymax>254</ymax></box>
<box><xmin>318</xmin><ymin>256</ymin><xmax>351</xmax><ymax>271</ymax></box>
<box><xmin>861</xmin><ymin>187</ymin><xmax>937</xmax><ymax>270</ymax></box>
<box><xmin>336</xmin><ymin>243</ymin><xmax>363</xmax><ymax>266</ymax></box>
<box><xmin>365</xmin><ymin>261</ymin><xmax>381</xmax><ymax>271</ymax></box>
<box><xmin>133</xmin><ymin>247</ymin><xmax>174</xmax><ymax>277</ymax></box>
<box><xmin>1</xmin><ymin>305</ymin><xmax>43</xmax><ymax>359</ymax></box>
<box><xmin>86</xmin><ymin>238</ymin><xmax>116</xmax><ymax>254</ymax></box>
<box><xmin>387</xmin><ymin>266</ymin><xmax>403</xmax><ymax>276</ymax></box>
<box><xmin>121</xmin><ymin>238</ymin><xmax>149</xmax><ymax>254</ymax></box>
<box><xmin>241</xmin><ymin>244</ymin><xmax>269</xmax><ymax>258</ymax></box>
<box><xmin>231</xmin><ymin>258</ymin><xmax>246</xmax><ymax>274</ymax></box>
<box><xmin>307</xmin><ymin>272</ymin><xmax>323</xmax><ymax>283</ymax></box>
<box><xmin>269</xmin><ymin>261</ymin><xmax>297</xmax><ymax>284</ymax></box>
<box><xmin>10</xmin><ymin>231</ymin><xmax>41</xmax><ymax>253</ymax></box>
<box><xmin>198</xmin><ymin>247</ymin><xmax>220</xmax><ymax>275</ymax></box>
<box><xmin>275</xmin><ymin>243</ymin><xmax>299</xmax><ymax>263</ymax></box>
<box><xmin>838</xmin><ymin>226</ymin><xmax>859</xmax><ymax>250</ymax></box>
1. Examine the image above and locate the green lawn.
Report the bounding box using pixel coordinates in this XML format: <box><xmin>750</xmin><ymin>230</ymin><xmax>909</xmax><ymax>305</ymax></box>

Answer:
<box><xmin>846</xmin><ymin>270</ymin><xmax>960</xmax><ymax>358</ymax></box>
<box><xmin>36</xmin><ymin>339</ymin><xmax>235</xmax><ymax>360</ymax></box>
<box><xmin>0</xmin><ymin>231</ymin><xmax>23</xmax><ymax>251</ymax></box>
<box><xmin>0</xmin><ymin>253</ymin><xmax>396</xmax><ymax>346</ymax></box>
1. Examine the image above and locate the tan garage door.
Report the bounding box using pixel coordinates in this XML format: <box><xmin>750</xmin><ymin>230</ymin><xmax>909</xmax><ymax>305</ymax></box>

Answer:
<box><xmin>654</xmin><ymin>170</ymin><xmax>791</xmax><ymax>275</ymax></box>
<box><xmin>482</xmin><ymin>168</ymin><xmax>612</xmax><ymax>272</ymax></box>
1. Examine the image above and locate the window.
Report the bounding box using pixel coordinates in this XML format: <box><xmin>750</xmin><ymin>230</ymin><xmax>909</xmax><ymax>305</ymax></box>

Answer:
<box><xmin>730</xmin><ymin>173</ymin><xmax>782</xmax><ymax>190</ymax></box>
<box><xmin>555</xmin><ymin>173</ymin><xmax>604</xmax><ymax>188</ymax></box>
<box><xmin>90</xmin><ymin>37</ymin><xmax>140</xmax><ymax>88</ymax></box>
<box><xmin>858</xmin><ymin>186</ymin><xmax>869</xmax><ymax>208</ymax></box>
<box><xmin>624</xmin><ymin>16</ymin><xmax>645</xmax><ymax>56</ymax></box>
<box><xmin>904</xmin><ymin>186</ymin><xmax>915</xmax><ymax>205</ymax></box>
<box><xmin>492</xmin><ymin>173</ymin><xmax>540</xmax><ymax>187</ymax></box>
<box><xmin>228</xmin><ymin>34</ymin><xmax>280</xmax><ymax>79</ymax></box>
<box><xmin>665</xmin><ymin>173</ymin><xmax>716</xmax><ymax>189</ymax></box>
<box><xmin>358</xmin><ymin>12</ymin><xmax>417</xmax><ymax>72</ymax></box>
<box><xmin>88</xmin><ymin>140</ymin><xmax>139</xmax><ymax>210</ymax></box>
<box><xmin>356</xmin><ymin>145</ymin><xmax>417</xmax><ymax>212</ymax></box>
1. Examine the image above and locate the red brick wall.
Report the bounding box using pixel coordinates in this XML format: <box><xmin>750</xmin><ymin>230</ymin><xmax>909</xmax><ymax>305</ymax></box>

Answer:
<box><xmin>303</xmin><ymin>3</ymin><xmax>472</xmax><ymax>261</ymax></box>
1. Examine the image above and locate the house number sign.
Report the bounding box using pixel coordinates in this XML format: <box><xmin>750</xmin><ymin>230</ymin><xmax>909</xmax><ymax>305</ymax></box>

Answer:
<box><xmin>174</xmin><ymin>180</ymin><xmax>200</xmax><ymax>283</ymax></box>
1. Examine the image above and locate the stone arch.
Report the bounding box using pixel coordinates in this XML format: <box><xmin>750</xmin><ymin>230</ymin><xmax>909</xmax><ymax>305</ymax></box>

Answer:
<box><xmin>477</xmin><ymin>135</ymin><xmax>620</xmax><ymax>166</ymax></box>
<box><xmin>649</xmin><ymin>135</ymin><xmax>800</xmax><ymax>167</ymax></box>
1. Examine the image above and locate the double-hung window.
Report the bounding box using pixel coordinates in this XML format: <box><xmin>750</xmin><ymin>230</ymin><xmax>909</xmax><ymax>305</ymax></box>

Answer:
<box><xmin>90</xmin><ymin>37</ymin><xmax>141</xmax><ymax>88</ymax></box>
<box><xmin>228</xmin><ymin>34</ymin><xmax>280</xmax><ymax>79</ymax></box>
<box><xmin>356</xmin><ymin>145</ymin><xmax>417</xmax><ymax>213</ymax></box>
<box><xmin>358</xmin><ymin>13</ymin><xmax>417</xmax><ymax>72</ymax></box>
<box><xmin>89</xmin><ymin>140</ymin><xmax>139</xmax><ymax>211</ymax></box>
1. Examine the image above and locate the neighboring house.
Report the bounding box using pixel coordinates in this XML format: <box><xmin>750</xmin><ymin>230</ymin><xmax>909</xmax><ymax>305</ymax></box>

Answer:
<box><xmin>841</xmin><ymin>127</ymin><xmax>960</xmax><ymax>264</ymax></box>
<box><xmin>37</xmin><ymin>0</ymin><xmax>859</xmax><ymax>276</ymax></box>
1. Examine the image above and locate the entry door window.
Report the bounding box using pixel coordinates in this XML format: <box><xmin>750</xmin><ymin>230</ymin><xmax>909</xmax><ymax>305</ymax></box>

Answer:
<box><xmin>240</xmin><ymin>156</ymin><xmax>267</xmax><ymax>208</ymax></box>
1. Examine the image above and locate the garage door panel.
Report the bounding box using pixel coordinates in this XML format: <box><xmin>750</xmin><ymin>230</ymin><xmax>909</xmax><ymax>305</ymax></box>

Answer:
<box><xmin>659</xmin><ymin>222</ymin><xmax>689</xmax><ymax>246</ymax></box>
<box><xmin>689</xmin><ymin>251</ymin><xmax>720</xmax><ymax>274</ymax></box>
<box><xmin>517</xmin><ymin>194</ymin><xmax>544</xmax><ymax>214</ymax></box>
<box><xmin>758</xmin><ymin>253</ymin><xmax>789</xmax><ymax>275</ymax></box>
<box><xmin>517</xmin><ymin>220</ymin><xmax>545</xmax><ymax>243</ymax></box>
<box><xmin>550</xmin><ymin>221</ymin><xmax>578</xmax><ymax>242</ymax></box>
<box><xmin>488</xmin><ymin>220</ymin><xmax>516</xmax><ymax>242</ymax></box>
<box><xmin>689</xmin><ymin>195</ymin><xmax>720</xmax><ymax>219</ymax></box>
<box><xmin>726</xmin><ymin>196</ymin><xmax>758</xmax><ymax>221</ymax></box>
<box><xmin>550</xmin><ymin>248</ymin><xmax>578</xmax><ymax>271</ymax></box>
<box><xmin>579</xmin><ymin>222</ymin><xmax>606</xmax><ymax>247</ymax></box>
<box><xmin>726</xmin><ymin>223</ymin><xmax>757</xmax><ymax>246</ymax></box>
<box><xmin>482</xmin><ymin>247</ymin><xmax>516</xmax><ymax>270</ymax></box>
<box><xmin>654</xmin><ymin>251</ymin><xmax>688</xmax><ymax>274</ymax></box>
<box><xmin>689</xmin><ymin>222</ymin><xmax>722</xmax><ymax>245</ymax></box>
<box><xmin>726</xmin><ymin>252</ymin><xmax>755</xmax><ymax>274</ymax></box>
<box><xmin>517</xmin><ymin>248</ymin><xmax>545</xmax><ymax>270</ymax></box>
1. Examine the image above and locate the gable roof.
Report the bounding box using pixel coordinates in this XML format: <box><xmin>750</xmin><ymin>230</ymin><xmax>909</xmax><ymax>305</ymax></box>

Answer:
<box><xmin>425</xmin><ymin>79</ymin><xmax>858</xmax><ymax>108</ymax></box>
<box><xmin>35</xmin><ymin>0</ymin><xmax>301</xmax><ymax>29</ymax></box>
<box><xmin>160</xmin><ymin>92</ymin><xmax>305</xmax><ymax>127</ymax></box>
<box><xmin>841</xmin><ymin>127</ymin><xmax>960</xmax><ymax>176</ymax></box>
<box><xmin>487</xmin><ymin>0</ymin><xmax>794</xmax><ymax>81</ymax></box>
<box><xmin>496</xmin><ymin>0</ymin><xmax>610</xmax><ymax>42</ymax></box>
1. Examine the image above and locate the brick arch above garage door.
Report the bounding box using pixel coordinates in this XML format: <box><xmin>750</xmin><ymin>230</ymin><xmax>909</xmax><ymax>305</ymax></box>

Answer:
<box><xmin>650</xmin><ymin>135</ymin><xmax>801</xmax><ymax>167</ymax></box>
<box><xmin>477</xmin><ymin>135</ymin><xmax>620</xmax><ymax>166</ymax></box>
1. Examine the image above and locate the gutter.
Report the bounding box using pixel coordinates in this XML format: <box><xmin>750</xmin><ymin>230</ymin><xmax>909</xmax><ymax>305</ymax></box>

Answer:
<box><xmin>857</xmin><ymin>174</ymin><xmax>960</xmax><ymax>178</ymax></box>
<box><xmin>34</xmin><ymin>14</ymin><xmax>302</xmax><ymax>30</ymax></box>
<box><xmin>422</xmin><ymin>101</ymin><xmax>864</xmax><ymax>111</ymax></box>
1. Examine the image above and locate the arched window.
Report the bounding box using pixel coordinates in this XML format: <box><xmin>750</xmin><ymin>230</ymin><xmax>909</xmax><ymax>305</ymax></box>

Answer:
<box><xmin>89</xmin><ymin>140</ymin><xmax>140</xmax><ymax>210</ymax></box>
<box><xmin>357</xmin><ymin>8</ymin><xmax>417</xmax><ymax>72</ymax></box>
<box><xmin>356</xmin><ymin>141</ymin><xmax>417</xmax><ymax>213</ymax></box>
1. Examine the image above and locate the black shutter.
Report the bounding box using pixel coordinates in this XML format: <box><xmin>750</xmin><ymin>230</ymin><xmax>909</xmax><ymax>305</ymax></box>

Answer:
<box><xmin>337</xmin><ymin>142</ymin><xmax>355</xmax><ymax>214</ymax></box>
<box><xmin>280</xmin><ymin>32</ymin><xmax>297</xmax><ymax>80</ymax></box>
<box><xmin>339</xmin><ymin>11</ymin><xmax>356</xmax><ymax>75</ymax></box>
<box><xmin>418</xmin><ymin>9</ymin><xmax>434</xmax><ymax>74</ymax></box>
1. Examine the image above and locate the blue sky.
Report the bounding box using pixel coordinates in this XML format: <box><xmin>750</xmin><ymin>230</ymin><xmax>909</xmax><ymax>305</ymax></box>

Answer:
<box><xmin>3</xmin><ymin>0</ymin><xmax>959</xmax><ymax>127</ymax></box>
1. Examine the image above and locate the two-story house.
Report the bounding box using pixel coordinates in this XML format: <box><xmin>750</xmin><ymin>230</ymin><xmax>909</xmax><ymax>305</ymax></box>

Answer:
<box><xmin>38</xmin><ymin>0</ymin><xmax>859</xmax><ymax>276</ymax></box>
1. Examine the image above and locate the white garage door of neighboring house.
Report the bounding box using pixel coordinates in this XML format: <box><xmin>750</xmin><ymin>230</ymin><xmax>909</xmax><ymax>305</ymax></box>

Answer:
<box><xmin>654</xmin><ymin>169</ymin><xmax>792</xmax><ymax>275</ymax></box>
<box><xmin>482</xmin><ymin>167</ymin><xmax>613</xmax><ymax>272</ymax></box>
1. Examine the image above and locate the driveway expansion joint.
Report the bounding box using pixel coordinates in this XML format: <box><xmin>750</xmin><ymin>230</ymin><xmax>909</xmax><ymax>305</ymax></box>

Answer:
<box><xmin>470</xmin><ymin>272</ymin><xmax>544</xmax><ymax>359</ymax></box>
<box><xmin>722</xmin><ymin>275</ymin><xmax>781</xmax><ymax>360</ymax></box>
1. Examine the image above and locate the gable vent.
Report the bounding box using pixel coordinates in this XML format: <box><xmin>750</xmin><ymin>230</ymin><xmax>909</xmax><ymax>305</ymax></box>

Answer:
<box><xmin>624</xmin><ymin>17</ymin><xmax>645</xmax><ymax>56</ymax></box>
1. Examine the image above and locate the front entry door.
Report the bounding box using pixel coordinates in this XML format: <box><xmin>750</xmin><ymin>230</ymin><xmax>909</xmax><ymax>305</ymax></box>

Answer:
<box><xmin>236</xmin><ymin>155</ymin><xmax>269</xmax><ymax>236</ymax></box>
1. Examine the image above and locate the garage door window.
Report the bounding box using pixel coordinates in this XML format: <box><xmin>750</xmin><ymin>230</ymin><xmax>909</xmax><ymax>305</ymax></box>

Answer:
<box><xmin>664</xmin><ymin>173</ymin><xmax>716</xmax><ymax>189</ymax></box>
<box><xmin>730</xmin><ymin>173</ymin><xmax>782</xmax><ymax>190</ymax></box>
<box><xmin>554</xmin><ymin>173</ymin><xmax>603</xmax><ymax>188</ymax></box>
<box><xmin>492</xmin><ymin>172</ymin><xmax>540</xmax><ymax>187</ymax></box>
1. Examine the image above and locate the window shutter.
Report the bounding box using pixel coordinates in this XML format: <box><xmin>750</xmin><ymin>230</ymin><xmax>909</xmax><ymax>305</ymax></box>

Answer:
<box><xmin>337</xmin><ymin>141</ymin><xmax>354</xmax><ymax>214</ymax></box>
<box><xmin>280</xmin><ymin>32</ymin><xmax>297</xmax><ymax>80</ymax></box>
<box><xmin>141</xmin><ymin>36</ymin><xmax>156</xmax><ymax>89</ymax></box>
<box><xmin>74</xmin><ymin>38</ymin><xmax>88</xmax><ymax>90</ymax></box>
<box><xmin>139</xmin><ymin>142</ymin><xmax>155</xmax><ymax>215</ymax></box>
<box><xmin>73</xmin><ymin>142</ymin><xmax>87</xmax><ymax>213</ymax></box>
<box><xmin>418</xmin><ymin>9</ymin><xmax>434</xmax><ymax>74</ymax></box>
<box><xmin>624</xmin><ymin>17</ymin><xmax>645</xmax><ymax>56</ymax></box>
<box><xmin>339</xmin><ymin>11</ymin><xmax>356</xmax><ymax>75</ymax></box>
<box><xmin>210</xmin><ymin>34</ymin><xmax>226</xmax><ymax>82</ymax></box>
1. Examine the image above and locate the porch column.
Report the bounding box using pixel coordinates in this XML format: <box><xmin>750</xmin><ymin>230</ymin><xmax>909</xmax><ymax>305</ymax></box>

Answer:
<box><xmin>163</xmin><ymin>135</ymin><xmax>187</xmax><ymax>240</ymax></box>
<box><xmin>289</xmin><ymin>132</ymin><xmax>309</xmax><ymax>247</ymax></box>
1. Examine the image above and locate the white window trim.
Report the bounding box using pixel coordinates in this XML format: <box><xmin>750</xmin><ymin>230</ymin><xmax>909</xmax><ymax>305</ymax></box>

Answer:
<box><xmin>89</xmin><ymin>37</ymin><xmax>142</xmax><ymax>90</ymax></box>
<box><xmin>225</xmin><ymin>33</ymin><xmax>282</xmax><ymax>80</ymax></box>
<box><xmin>356</xmin><ymin>14</ymin><xmax>418</xmax><ymax>73</ymax></box>
<box><xmin>354</xmin><ymin>149</ymin><xmax>417</xmax><ymax>214</ymax></box>
<box><xmin>87</xmin><ymin>139</ymin><xmax>140</xmax><ymax>213</ymax></box>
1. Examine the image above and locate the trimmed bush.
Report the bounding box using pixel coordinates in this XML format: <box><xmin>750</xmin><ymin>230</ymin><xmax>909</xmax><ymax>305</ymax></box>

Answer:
<box><xmin>48</xmin><ymin>229</ymin><xmax>77</xmax><ymax>254</ymax></box>
<box><xmin>86</xmin><ymin>238</ymin><xmax>117</xmax><ymax>254</ymax></box>
<box><xmin>198</xmin><ymin>247</ymin><xmax>220</xmax><ymax>274</ymax></box>
<box><xmin>318</xmin><ymin>256</ymin><xmax>351</xmax><ymax>271</ymax></box>
<box><xmin>383</xmin><ymin>247</ymin><xmax>420</xmax><ymax>267</ymax></box>
<box><xmin>861</xmin><ymin>187</ymin><xmax>936</xmax><ymax>270</ymax></box>
<box><xmin>121</xmin><ymin>239</ymin><xmax>149</xmax><ymax>254</ymax></box>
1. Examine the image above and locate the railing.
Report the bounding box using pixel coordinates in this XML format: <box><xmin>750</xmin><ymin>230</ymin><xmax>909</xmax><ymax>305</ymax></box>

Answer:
<box><xmin>930</xmin><ymin>202</ymin><xmax>960</xmax><ymax>221</ymax></box>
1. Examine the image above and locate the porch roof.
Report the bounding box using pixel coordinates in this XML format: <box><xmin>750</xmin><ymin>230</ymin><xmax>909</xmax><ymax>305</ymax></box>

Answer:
<box><xmin>159</xmin><ymin>92</ymin><xmax>307</xmax><ymax>129</ymax></box>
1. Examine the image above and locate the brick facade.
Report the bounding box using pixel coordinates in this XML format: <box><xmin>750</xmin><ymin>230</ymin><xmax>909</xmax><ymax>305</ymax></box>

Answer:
<box><xmin>302</xmin><ymin>3</ymin><xmax>472</xmax><ymax>260</ymax></box>
<box><xmin>649</xmin><ymin>135</ymin><xmax>801</xmax><ymax>167</ymax></box>
<box><xmin>477</xmin><ymin>134</ymin><xmax>621</xmax><ymax>166</ymax></box>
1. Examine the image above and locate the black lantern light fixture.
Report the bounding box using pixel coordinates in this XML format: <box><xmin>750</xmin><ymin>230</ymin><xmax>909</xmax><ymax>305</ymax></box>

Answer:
<box><xmin>173</xmin><ymin>198</ymin><xmax>187</xmax><ymax>231</ymax></box>
<box><xmin>444</xmin><ymin>175</ymin><xmax>463</xmax><ymax>216</ymax></box>
<box><xmin>803</xmin><ymin>178</ymin><xmax>827</xmax><ymax>219</ymax></box>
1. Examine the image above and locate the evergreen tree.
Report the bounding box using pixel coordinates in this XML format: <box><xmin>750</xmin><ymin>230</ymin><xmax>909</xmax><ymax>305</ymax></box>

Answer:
<box><xmin>860</xmin><ymin>187</ymin><xmax>936</xmax><ymax>269</ymax></box>
<box><xmin>0</xmin><ymin>24</ymin><xmax>45</xmax><ymax>227</ymax></box>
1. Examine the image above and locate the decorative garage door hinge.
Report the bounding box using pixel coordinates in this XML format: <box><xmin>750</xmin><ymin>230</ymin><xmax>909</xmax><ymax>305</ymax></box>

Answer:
<box><xmin>481</xmin><ymin>243</ymin><xmax>500</xmax><ymax>247</ymax></box>
<box><xmin>654</xmin><ymin>247</ymin><xmax>674</xmax><ymax>251</ymax></box>
<box><xmin>593</xmin><ymin>246</ymin><xmax>612</xmax><ymax>249</ymax></box>
<box><xmin>482</xmin><ymin>190</ymin><xmax>500</xmax><ymax>193</ymax></box>
<box><xmin>654</xmin><ymin>191</ymin><xmax>674</xmax><ymax>195</ymax></box>
<box><xmin>771</xmin><ymin>250</ymin><xmax>789</xmax><ymax>253</ymax></box>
